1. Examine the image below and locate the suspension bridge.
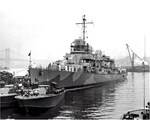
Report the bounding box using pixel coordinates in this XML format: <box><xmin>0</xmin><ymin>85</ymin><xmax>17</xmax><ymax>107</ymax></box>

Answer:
<box><xmin>0</xmin><ymin>48</ymin><xmax>29</xmax><ymax>68</ymax></box>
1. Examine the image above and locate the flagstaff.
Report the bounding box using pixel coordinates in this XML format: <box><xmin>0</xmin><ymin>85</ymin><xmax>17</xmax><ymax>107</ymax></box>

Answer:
<box><xmin>28</xmin><ymin>50</ymin><xmax>31</xmax><ymax>68</ymax></box>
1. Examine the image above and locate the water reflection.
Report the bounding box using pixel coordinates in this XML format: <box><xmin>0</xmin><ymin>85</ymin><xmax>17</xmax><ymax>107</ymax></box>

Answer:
<box><xmin>58</xmin><ymin>80</ymin><xmax>126</xmax><ymax>119</ymax></box>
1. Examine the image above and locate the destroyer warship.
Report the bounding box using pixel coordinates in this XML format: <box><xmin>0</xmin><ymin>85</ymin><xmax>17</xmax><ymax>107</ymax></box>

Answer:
<box><xmin>29</xmin><ymin>15</ymin><xmax>127</xmax><ymax>89</ymax></box>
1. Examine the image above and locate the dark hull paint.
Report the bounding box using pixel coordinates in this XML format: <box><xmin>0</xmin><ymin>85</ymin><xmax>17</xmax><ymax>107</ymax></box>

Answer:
<box><xmin>0</xmin><ymin>94</ymin><xmax>17</xmax><ymax>107</ymax></box>
<box><xmin>126</xmin><ymin>69</ymin><xmax>150</xmax><ymax>72</ymax></box>
<box><xmin>30</xmin><ymin>68</ymin><xmax>127</xmax><ymax>89</ymax></box>
<box><xmin>123</xmin><ymin>65</ymin><xmax>150</xmax><ymax>72</ymax></box>
<box><xmin>16</xmin><ymin>92</ymin><xmax>65</xmax><ymax>108</ymax></box>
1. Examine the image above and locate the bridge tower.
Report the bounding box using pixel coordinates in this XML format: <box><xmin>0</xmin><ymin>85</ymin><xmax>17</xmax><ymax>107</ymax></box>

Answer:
<box><xmin>5</xmin><ymin>48</ymin><xmax>10</xmax><ymax>68</ymax></box>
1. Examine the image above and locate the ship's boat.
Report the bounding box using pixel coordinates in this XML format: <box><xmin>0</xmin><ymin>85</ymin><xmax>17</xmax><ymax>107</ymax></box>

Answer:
<box><xmin>0</xmin><ymin>84</ymin><xmax>17</xmax><ymax>107</ymax></box>
<box><xmin>121</xmin><ymin>101</ymin><xmax>150</xmax><ymax>120</ymax></box>
<box><xmin>15</xmin><ymin>83</ymin><xmax>65</xmax><ymax>109</ymax></box>
<box><xmin>29</xmin><ymin>15</ymin><xmax>127</xmax><ymax>90</ymax></box>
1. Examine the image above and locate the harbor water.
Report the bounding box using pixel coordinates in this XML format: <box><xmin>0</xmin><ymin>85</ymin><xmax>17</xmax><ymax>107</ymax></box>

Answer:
<box><xmin>1</xmin><ymin>72</ymin><xmax>149</xmax><ymax>119</ymax></box>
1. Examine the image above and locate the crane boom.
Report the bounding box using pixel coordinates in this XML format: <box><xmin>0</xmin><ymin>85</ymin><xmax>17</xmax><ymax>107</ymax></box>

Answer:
<box><xmin>126</xmin><ymin>44</ymin><xmax>132</xmax><ymax>63</ymax></box>
<box><xmin>128</xmin><ymin>47</ymin><xmax>143</xmax><ymax>61</ymax></box>
<box><xmin>126</xmin><ymin>44</ymin><xmax>144</xmax><ymax>69</ymax></box>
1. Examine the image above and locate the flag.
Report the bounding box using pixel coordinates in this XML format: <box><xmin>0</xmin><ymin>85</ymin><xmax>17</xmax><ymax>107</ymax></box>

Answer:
<box><xmin>28</xmin><ymin>51</ymin><xmax>31</xmax><ymax>56</ymax></box>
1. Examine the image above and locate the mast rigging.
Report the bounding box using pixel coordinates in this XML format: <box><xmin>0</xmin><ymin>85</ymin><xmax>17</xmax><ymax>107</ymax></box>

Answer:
<box><xmin>76</xmin><ymin>15</ymin><xmax>93</xmax><ymax>41</ymax></box>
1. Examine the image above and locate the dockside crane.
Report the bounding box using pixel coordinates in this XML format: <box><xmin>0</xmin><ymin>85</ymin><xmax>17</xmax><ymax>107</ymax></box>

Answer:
<box><xmin>126</xmin><ymin>44</ymin><xmax>143</xmax><ymax>69</ymax></box>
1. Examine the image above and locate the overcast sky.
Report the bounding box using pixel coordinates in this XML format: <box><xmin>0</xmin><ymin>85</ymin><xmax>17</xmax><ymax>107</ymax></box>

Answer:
<box><xmin>0</xmin><ymin>0</ymin><xmax>150</xmax><ymax>62</ymax></box>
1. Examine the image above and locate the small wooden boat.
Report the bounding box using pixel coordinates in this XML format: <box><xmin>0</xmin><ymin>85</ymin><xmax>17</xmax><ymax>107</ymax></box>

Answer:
<box><xmin>121</xmin><ymin>102</ymin><xmax>150</xmax><ymax>119</ymax></box>
<box><xmin>0</xmin><ymin>84</ymin><xmax>17</xmax><ymax>107</ymax></box>
<box><xmin>15</xmin><ymin>83</ymin><xmax>65</xmax><ymax>109</ymax></box>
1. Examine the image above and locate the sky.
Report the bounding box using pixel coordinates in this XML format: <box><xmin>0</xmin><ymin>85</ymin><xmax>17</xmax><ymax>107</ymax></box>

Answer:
<box><xmin>0</xmin><ymin>0</ymin><xmax>150</xmax><ymax>62</ymax></box>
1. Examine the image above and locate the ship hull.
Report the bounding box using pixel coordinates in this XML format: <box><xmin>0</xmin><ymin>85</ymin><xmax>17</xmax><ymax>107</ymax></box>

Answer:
<box><xmin>126</xmin><ymin>68</ymin><xmax>150</xmax><ymax>72</ymax></box>
<box><xmin>0</xmin><ymin>93</ymin><xmax>17</xmax><ymax>107</ymax></box>
<box><xmin>15</xmin><ymin>92</ymin><xmax>65</xmax><ymax>108</ymax></box>
<box><xmin>29</xmin><ymin>68</ymin><xmax>127</xmax><ymax>89</ymax></box>
<box><xmin>123</xmin><ymin>65</ymin><xmax>150</xmax><ymax>72</ymax></box>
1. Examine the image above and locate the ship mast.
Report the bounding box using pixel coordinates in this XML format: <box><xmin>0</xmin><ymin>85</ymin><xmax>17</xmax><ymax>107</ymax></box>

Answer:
<box><xmin>143</xmin><ymin>36</ymin><xmax>146</xmax><ymax>108</ymax></box>
<box><xmin>76</xmin><ymin>15</ymin><xmax>93</xmax><ymax>41</ymax></box>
